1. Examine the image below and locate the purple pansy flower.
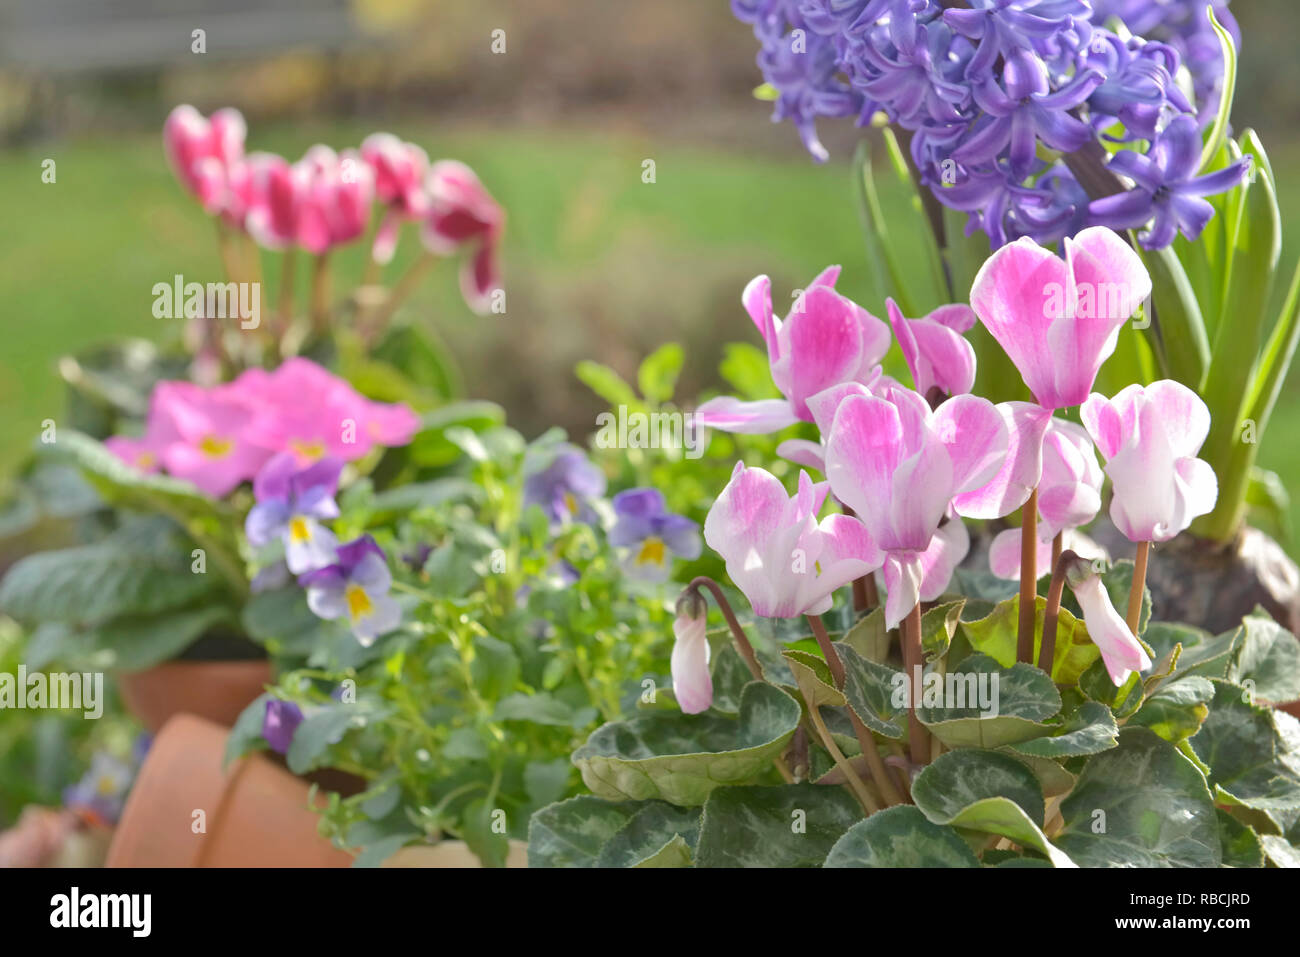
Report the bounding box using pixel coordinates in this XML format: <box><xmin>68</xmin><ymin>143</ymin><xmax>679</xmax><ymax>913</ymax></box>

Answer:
<box><xmin>262</xmin><ymin>699</ymin><xmax>305</xmax><ymax>755</ymax></box>
<box><xmin>522</xmin><ymin>443</ymin><xmax>607</xmax><ymax>527</ymax></box>
<box><xmin>609</xmin><ymin>489</ymin><xmax>703</xmax><ymax>583</ymax></box>
<box><xmin>245</xmin><ymin>451</ymin><xmax>343</xmax><ymax>574</ymax></box>
<box><xmin>298</xmin><ymin>535</ymin><xmax>401</xmax><ymax>646</ymax></box>
<box><xmin>1090</xmin><ymin>115</ymin><xmax>1253</xmax><ymax>249</ymax></box>
<box><xmin>63</xmin><ymin>753</ymin><xmax>133</xmax><ymax>826</ymax></box>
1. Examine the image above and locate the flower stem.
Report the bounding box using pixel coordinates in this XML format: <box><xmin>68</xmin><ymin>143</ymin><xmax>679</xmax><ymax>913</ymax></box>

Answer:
<box><xmin>366</xmin><ymin>249</ymin><xmax>436</xmax><ymax>334</ymax></box>
<box><xmin>1051</xmin><ymin>530</ymin><xmax>1063</xmax><ymax>573</ymax></box>
<box><xmin>688</xmin><ymin>576</ymin><xmax>762</xmax><ymax>681</ymax></box>
<box><xmin>902</xmin><ymin>602</ymin><xmax>930</xmax><ymax>765</ymax></box>
<box><xmin>1039</xmin><ymin>549</ymin><xmax>1079</xmax><ymax>675</ymax></box>
<box><xmin>1126</xmin><ymin>540</ymin><xmax>1150</xmax><ymax>636</ymax></box>
<box><xmin>1017</xmin><ymin>486</ymin><xmax>1039</xmax><ymax>664</ymax></box>
<box><xmin>310</xmin><ymin>252</ymin><xmax>331</xmax><ymax>334</ymax></box>
<box><xmin>807</xmin><ymin>701</ymin><xmax>880</xmax><ymax>815</ymax></box>
<box><xmin>275</xmin><ymin>247</ymin><xmax>297</xmax><ymax>340</ymax></box>
<box><xmin>806</xmin><ymin>614</ymin><xmax>845</xmax><ymax>689</ymax></box>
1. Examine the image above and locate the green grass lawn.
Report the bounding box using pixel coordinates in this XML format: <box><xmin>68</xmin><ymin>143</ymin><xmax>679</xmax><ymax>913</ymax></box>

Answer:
<box><xmin>1</xmin><ymin>118</ymin><xmax>1297</xmax><ymax>544</ymax></box>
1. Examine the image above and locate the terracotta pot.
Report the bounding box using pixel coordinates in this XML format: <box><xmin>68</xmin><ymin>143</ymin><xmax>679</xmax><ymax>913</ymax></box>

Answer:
<box><xmin>117</xmin><ymin>659</ymin><xmax>272</xmax><ymax>734</ymax></box>
<box><xmin>382</xmin><ymin>840</ymin><xmax>529</xmax><ymax>868</ymax></box>
<box><xmin>106</xmin><ymin>713</ymin><xmax>353</xmax><ymax>868</ymax></box>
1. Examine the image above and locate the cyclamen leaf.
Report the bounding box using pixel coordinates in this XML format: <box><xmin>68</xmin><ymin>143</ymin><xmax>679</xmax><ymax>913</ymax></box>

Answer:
<box><xmin>834</xmin><ymin>641</ymin><xmax>906</xmax><ymax>740</ymax></box>
<box><xmin>571</xmin><ymin>681</ymin><xmax>801</xmax><ymax>806</ymax></box>
<box><xmin>595</xmin><ymin>802</ymin><xmax>701</xmax><ymax>868</ymax></box>
<box><xmin>824</xmin><ymin>806</ymin><xmax>979</xmax><ymax>868</ymax></box>
<box><xmin>1055</xmin><ymin>728</ymin><xmax>1221</xmax><ymax>868</ymax></box>
<box><xmin>1227</xmin><ymin>611</ymin><xmax>1300</xmax><ymax>706</ymax></box>
<box><xmin>961</xmin><ymin>596</ymin><xmax>1098</xmax><ymax>685</ymax></box>
<box><xmin>917</xmin><ymin>654</ymin><xmax>1061</xmax><ymax>749</ymax></box>
<box><xmin>1189</xmin><ymin>680</ymin><xmax>1300</xmax><ymax>812</ymax></box>
<box><xmin>1011</xmin><ymin>701</ymin><xmax>1120</xmax><ymax>759</ymax></box>
<box><xmin>527</xmin><ymin>797</ymin><xmax>640</xmax><ymax>868</ymax></box>
<box><xmin>695</xmin><ymin>784</ymin><xmax>863</xmax><ymax>868</ymax></box>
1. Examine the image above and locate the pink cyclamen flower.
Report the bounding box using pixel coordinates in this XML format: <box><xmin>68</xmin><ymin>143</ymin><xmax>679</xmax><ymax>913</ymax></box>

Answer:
<box><xmin>1070</xmin><ymin>566</ymin><xmax>1152</xmax><ymax>686</ymax></box>
<box><xmin>421</xmin><ymin>160</ymin><xmax>504</xmax><ymax>314</ymax></box>
<box><xmin>163</xmin><ymin>105</ymin><xmax>247</xmax><ymax>217</ymax></box>
<box><xmin>821</xmin><ymin>384</ymin><xmax>1007</xmax><ymax>628</ymax></box>
<box><xmin>149</xmin><ymin>381</ymin><xmax>272</xmax><ymax>497</ymax></box>
<box><xmin>242</xmin><ymin>153</ymin><xmax>303</xmax><ymax>250</ymax></box>
<box><xmin>988</xmin><ymin>527</ymin><xmax>1107</xmax><ymax>580</ymax></box>
<box><xmin>671</xmin><ymin>597</ymin><xmax>712</xmax><ymax>715</ymax></box>
<box><xmin>1080</xmin><ymin>380</ymin><xmax>1218</xmax><ymax>543</ymax></box>
<box><xmin>703</xmin><ymin>464</ymin><xmax>881</xmax><ymax>619</ymax></box>
<box><xmin>696</xmin><ymin>267</ymin><xmax>890</xmax><ymax>435</ymax></box>
<box><xmin>886</xmin><ymin>299</ymin><xmax>978</xmax><ymax>400</ymax></box>
<box><xmin>361</xmin><ymin>133</ymin><xmax>431</xmax><ymax>265</ymax></box>
<box><xmin>295</xmin><ymin>146</ymin><xmax>375</xmax><ymax>255</ymax></box>
<box><xmin>969</xmin><ymin>226</ymin><xmax>1152</xmax><ymax>411</ymax></box>
<box><xmin>234</xmin><ymin>358</ymin><xmax>420</xmax><ymax>464</ymax></box>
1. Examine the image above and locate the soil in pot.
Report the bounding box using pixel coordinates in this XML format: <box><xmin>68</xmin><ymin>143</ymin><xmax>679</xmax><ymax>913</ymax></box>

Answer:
<box><xmin>116</xmin><ymin>627</ymin><xmax>271</xmax><ymax>733</ymax></box>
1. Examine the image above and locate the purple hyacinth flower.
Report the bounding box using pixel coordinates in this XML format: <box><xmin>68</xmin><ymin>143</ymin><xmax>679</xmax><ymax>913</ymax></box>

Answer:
<box><xmin>1081</xmin><ymin>32</ymin><xmax>1190</xmax><ymax>142</ymax></box>
<box><xmin>944</xmin><ymin>0</ymin><xmax>1087</xmax><ymax>77</ymax></box>
<box><xmin>298</xmin><ymin>535</ymin><xmax>401</xmax><ymax>646</ymax></box>
<box><xmin>262</xmin><ymin>699</ymin><xmax>305</xmax><ymax>755</ymax></box>
<box><xmin>1089</xmin><ymin>115</ymin><xmax>1253</xmax><ymax>249</ymax></box>
<box><xmin>955</xmin><ymin>48</ymin><xmax>1103</xmax><ymax>178</ymax></box>
<box><xmin>522</xmin><ymin>443</ymin><xmax>607</xmax><ymax>528</ymax></box>
<box><xmin>245</xmin><ymin>451</ymin><xmax>343</xmax><ymax>574</ymax></box>
<box><xmin>609</xmin><ymin>488</ymin><xmax>703</xmax><ymax>583</ymax></box>
<box><xmin>63</xmin><ymin>753</ymin><xmax>133</xmax><ymax>826</ymax></box>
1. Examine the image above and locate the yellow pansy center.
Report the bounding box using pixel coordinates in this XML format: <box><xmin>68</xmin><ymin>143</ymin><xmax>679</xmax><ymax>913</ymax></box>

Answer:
<box><xmin>564</xmin><ymin>491</ymin><xmax>579</xmax><ymax>516</ymax></box>
<box><xmin>289</xmin><ymin>516</ymin><xmax>312</xmax><ymax>543</ymax></box>
<box><xmin>96</xmin><ymin>775</ymin><xmax>118</xmax><ymax>797</ymax></box>
<box><xmin>199</xmin><ymin>435</ymin><xmax>232</xmax><ymax>458</ymax></box>
<box><xmin>136</xmin><ymin>451</ymin><xmax>156</xmax><ymax>469</ymax></box>
<box><xmin>345</xmin><ymin>583</ymin><xmax>373</xmax><ymax>621</ymax></box>
<box><xmin>637</xmin><ymin>536</ymin><xmax>667</xmax><ymax>567</ymax></box>
<box><xmin>290</xmin><ymin>440</ymin><xmax>326</xmax><ymax>461</ymax></box>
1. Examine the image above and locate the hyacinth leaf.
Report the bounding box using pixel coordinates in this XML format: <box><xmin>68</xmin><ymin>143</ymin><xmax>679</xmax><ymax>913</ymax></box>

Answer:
<box><xmin>527</xmin><ymin>797</ymin><xmax>641</xmax><ymax>868</ymax></box>
<box><xmin>1189</xmin><ymin>680</ymin><xmax>1300</xmax><ymax>812</ymax></box>
<box><xmin>594</xmin><ymin>802</ymin><xmax>701</xmax><ymax>868</ymax></box>
<box><xmin>1217</xmin><ymin>809</ymin><xmax>1266</xmax><ymax>869</ymax></box>
<box><xmin>1196</xmin><ymin>131</ymin><xmax>1282</xmax><ymax>542</ymax></box>
<box><xmin>1128</xmin><ymin>676</ymin><xmax>1214</xmax><ymax>746</ymax></box>
<box><xmin>882</xmin><ymin>124</ymin><xmax>949</xmax><ymax>310</ymax></box>
<box><xmin>571</xmin><ymin>681</ymin><xmax>801</xmax><ymax>806</ymax></box>
<box><xmin>917</xmin><ymin>654</ymin><xmax>1061</xmax><ymax>749</ymax></box>
<box><xmin>1138</xmin><ymin>243</ymin><xmax>1208</xmax><ymax>388</ymax></box>
<box><xmin>1055</xmin><ymin>728</ymin><xmax>1220</xmax><ymax>867</ymax></box>
<box><xmin>834</xmin><ymin>640</ymin><xmax>906</xmax><ymax>739</ymax></box>
<box><xmin>1244</xmin><ymin>256</ymin><xmax>1300</xmax><ymax>451</ymax></box>
<box><xmin>912</xmin><ymin>749</ymin><xmax>1043</xmax><ymax>824</ymax></box>
<box><xmin>1246</xmin><ymin>467</ymin><xmax>1292</xmax><ymax>542</ymax></box>
<box><xmin>1226</xmin><ymin>612</ymin><xmax>1300</xmax><ymax>707</ymax></box>
<box><xmin>962</xmin><ymin>596</ymin><xmax>1099</xmax><ymax>685</ymax></box>
<box><xmin>824</xmin><ymin>806</ymin><xmax>979</xmax><ymax>868</ymax></box>
<box><xmin>783</xmin><ymin>649</ymin><xmax>846</xmax><ymax>708</ymax></box>
<box><xmin>1198</xmin><ymin>7</ymin><xmax>1240</xmax><ymax>174</ymax></box>
<box><xmin>1011</xmin><ymin>701</ymin><xmax>1120</xmax><ymax>759</ymax></box>
<box><xmin>851</xmin><ymin>138</ymin><xmax>912</xmax><ymax>315</ymax></box>
<box><xmin>695</xmin><ymin>784</ymin><xmax>862</xmax><ymax>868</ymax></box>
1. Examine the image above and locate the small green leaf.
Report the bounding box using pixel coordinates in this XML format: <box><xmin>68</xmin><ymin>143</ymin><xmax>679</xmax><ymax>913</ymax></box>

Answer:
<box><xmin>575</xmin><ymin>360</ymin><xmax>638</xmax><ymax>407</ymax></box>
<box><xmin>636</xmin><ymin>343</ymin><xmax>684</xmax><ymax>403</ymax></box>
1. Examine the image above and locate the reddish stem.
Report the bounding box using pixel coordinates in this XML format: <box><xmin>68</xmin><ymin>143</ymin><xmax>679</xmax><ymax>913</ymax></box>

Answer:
<box><xmin>1017</xmin><ymin>487</ymin><xmax>1040</xmax><ymax>664</ymax></box>
<box><xmin>688</xmin><ymin>577</ymin><xmax>762</xmax><ymax>681</ymax></box>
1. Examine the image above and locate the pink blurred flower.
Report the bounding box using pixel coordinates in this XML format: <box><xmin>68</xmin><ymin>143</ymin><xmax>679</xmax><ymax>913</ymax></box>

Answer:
<box><xmin>696</xmin><ymin>267</ymin><xmax>890</xmax><ymax>434</ymax></box>
<box><xmin>703</xmin><ymin>463</ymin><xmax>881</xmax><ymax>619</ymax></box>
<box><xmin>362</xmin><ymin>133</ymin><xmax>431</xmax><ymax>265</ymax></box>
<box><xmin>242</xmin><ymin>153</ymin><xmax>303</xmax><ymax>250</ymax></box>
<box><xmin>969</xmin><ymin>226</ymin><xmax>1151</xmax><ymax>411</ymax></box>
<box><xmin>163</xmin><ymin>105</ymin><xmax>247</xmax><ymax>219</ymax></box>
<box><xmin>421</xmin><ymin>160</ymin><xmax>504</xmax><ymax>313</ymax></box>
<box><xmin>1070</xmin><ymin>566</ymin><xmax>1152</xmax><ymax>686</ymax></box>
<box><xmin>234</xmin><ymin>358</ymin><xmax>419</xmax><ymax>464</ymax></box>
<box><xmin>295</xmin><ymin>146</ymin><xmax>375</xmax><ymax>255</ymax></box>
<box><xmin>150</xmin><ymin>381</ymin><xmax>272</xmax><ymax>497</ymax></box>
<box><xmin>886</xmin><ymin>299</ymin><xmax>978</xmax><ymax>399</ymax></box>
<box><xmin>1081</xmin><ymin>380</ymin><xmax>1218</xmax><ymax>543</ymax></box>
<box><xmin>822</xmin><ymin>384</ymin><xmax>1007</xmax><ymax>627</ymax></box>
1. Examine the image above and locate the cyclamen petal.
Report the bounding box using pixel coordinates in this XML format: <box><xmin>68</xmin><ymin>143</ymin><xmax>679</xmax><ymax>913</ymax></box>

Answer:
<box><xmin>695</xmin><ymin>396</ymin><xmax>800</xmax><ymax>434</ymax></box>
<box><xmin>887</xmin><ymin>299</ymin><xmax>978</xmax><ymax>398</ymax></box>
<box><xmin>952</xmin><ymin>402</ymin><xmax>1053</xmax><ymax>520</ymax></box>
<box><xmin>1080</xmin><ymin>380</ymin><xmax>1217</xmax><ymax>542</ymax></box>
<box><xmin>671</xmin><ymin>609</ymin><xmax>713</xmax><ymax>715</ymax></box>
<box><xmin>1072</xmin><ymin>571</ymin><xmax>1152</xmax><ymax>686</ymax></box>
